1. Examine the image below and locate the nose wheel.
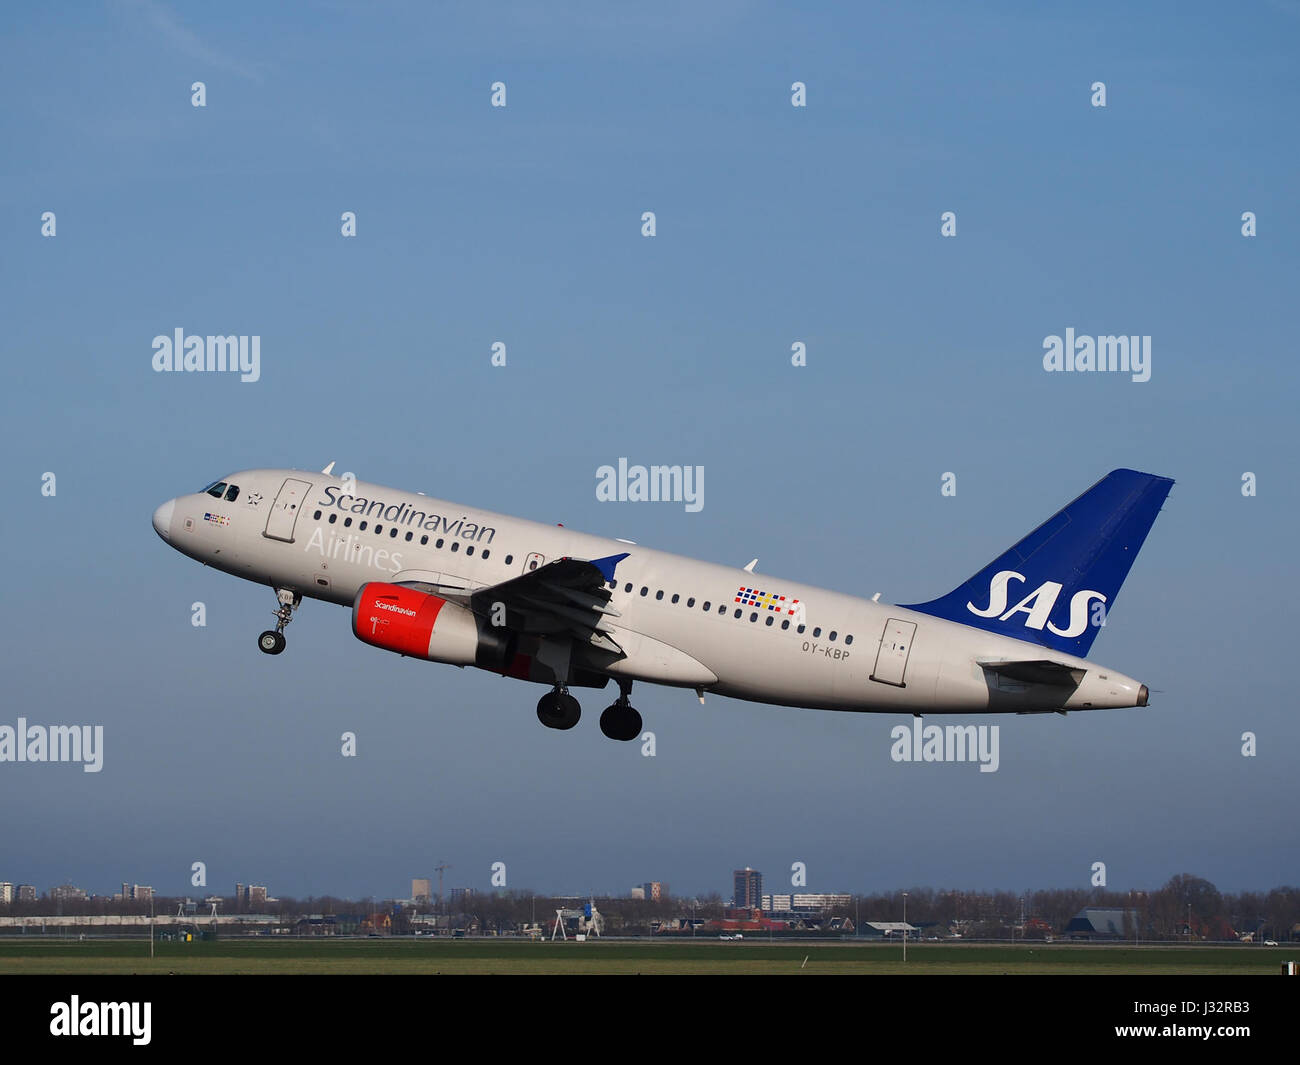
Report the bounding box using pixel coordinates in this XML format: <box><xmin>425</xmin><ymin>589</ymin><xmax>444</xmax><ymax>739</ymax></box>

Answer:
<box><xmin>537</xmin><ymin>687</ymin><xmax>581</xmax><ymax>730</ymax></box>
<box><xmin>599</xmin><ymin>679</ymin><xmax>642</xmax><ymax>742</ymax></box>
<box><xmin>257</xmin><ymin>587</ymin><xmax>300</xmax><ymax>656</ymax></box>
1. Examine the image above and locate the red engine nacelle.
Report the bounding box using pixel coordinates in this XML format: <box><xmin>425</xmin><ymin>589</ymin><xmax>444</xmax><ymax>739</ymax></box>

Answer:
<box><xmin>352</xmin><ymin>582</ymin><xmax>491</xmax><ymax>667</ymax></box>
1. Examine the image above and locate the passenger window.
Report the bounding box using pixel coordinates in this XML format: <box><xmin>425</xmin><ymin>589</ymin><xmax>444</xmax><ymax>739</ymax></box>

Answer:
<box><xmin>781</xmin><ymin>620</ymin><xmax>790</xmax><ymax>630</ymax></box>
<box><xmin>360</xmin><ymin>521</ymin><xmax>368</xmax><ymax>531</ymax></box>
<box><xmin>829</xmin><ymin>631</ymin><xmax>837</xmax><ymax>641</ymax></box>
<box><xmin>329</xmin><ymin>513</ymin><xmax>337</xmax><ymax>524</ymax></box>
<box><xmin>375</xmin><ymin>525</ymin><xmax>383</xmax><ymax>535</ymax></box>
<box><xmin>640</xmin><ymin>587</ymin><xmax>648</xmax><ymax>597</ymax></box>
<box><xmin>671</xmin><ymin>594</ymin><xmax>679</xmax><ymax>604</ymax></box>
<box><xmin>225</xmin><ymin>485</ymin><xmax>239</xmax><ymax>502</ymax></box>
<box><xmin>451</xmin><ymin>542</ymin><xmax>460</xmax><ymax>552</ymax></box>
<box><xmin>733</xmin><ymin>609</ymin><xmax>742</xmax><ymax>619</ymax></box>
<box><xmin>505</xmin><ymin>555</ymin><xmax>513</xmax><ymax>565</ymax></box>
<box><xmin>813</xmin><ymin>627</ymin><xmax>821</xmax><ymax>637</ymax></box>
<box><xmin>466</xmin><ymin>545</ymin><xmax>474</xmax><ymax>556</ymax></box>
<box><xmin>405</xmin><ymin>531</ymin><xmax>413</xmax><ymax>541</ymax></box>
<box><xmin>656</xmin><ymin>591</ymin><xmax>664</xmax><ymax>600</ymax></box>
<box><xmin>481</xmin><ymin>550</ymin><xmax>489</xmax><ymax>560</ymax></box>
<box><xmin>436</xmin><ymin>539</ymin><xmax>444</xmax><ymax>548</ymax></box>
<box><xmin>845</xmin><ymin>634</ymin><xmax>853</xmax><ymax>645</ymax></box>
<box><xmin>344</xmin><ymin>517</ymin><xmax>352</xmax><ymax>527</ymax></box>
<box><xmin>390</xmin><ymin>528</ymin><xmax>398</xmax><ymax>538</ymax></box>
<box><xmin>625</xmin><ymin>583</ymin><xmax>633</xmax><ymax>593</ymax></box>
<box><xmin>687</xmin><ymin>598</ymin><xmax>695</xmax><ymax>608</ymax></box>
<box><xmin>703</xmin><ymin>601</ymin><xmax>711</xmax><ymax>611</ymax></box>
<box><xmin>313</xmin><ymin>510</ymin><xmax>322</xmax><ymax>520</ymax></box>
<box><xmin>766</xmin><ymin>616</ymin><xmax>774</xmax><ymax>626</ymax></box>
<box><xmin>420</xmin><ymin>535</ymin><xmax>428</xmax><ymax>545</ymax></box>
<box><xmin>797</xmin><ymin>625</ymin><xmax>805</xmax><ymax>634</ymax></box>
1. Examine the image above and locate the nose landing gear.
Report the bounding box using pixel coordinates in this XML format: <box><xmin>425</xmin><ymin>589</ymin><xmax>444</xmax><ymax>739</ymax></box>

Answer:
<box><xmin>599</xmin><ymin>679</ymin><xmax>642</xmax><ymax>742</ymax></box>
<box><xmin>257</xmin><ymin>588</ymin><xmax>301</xmax><ymax>656</ymax></box>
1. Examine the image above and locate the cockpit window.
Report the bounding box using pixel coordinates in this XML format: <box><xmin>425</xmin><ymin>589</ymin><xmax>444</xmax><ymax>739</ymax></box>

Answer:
<box><xmin>225</xmin><ymin>485</ymin><xmax>240</xmax><ymax>502</ymax></box>
<box><xmin>205</xmin><ymin>482</ymin><xmax>228</xmax><ymax>498</ymax></box>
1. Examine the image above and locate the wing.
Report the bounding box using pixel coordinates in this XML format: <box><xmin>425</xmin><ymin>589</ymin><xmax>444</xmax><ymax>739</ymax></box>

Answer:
<box><xmin>398</xmin><ymin>552</ymin><xmax>630</xmax><ymax>656</ymax></box>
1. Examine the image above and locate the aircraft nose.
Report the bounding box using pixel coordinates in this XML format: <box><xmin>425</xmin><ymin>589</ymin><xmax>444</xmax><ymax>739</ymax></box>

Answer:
<box><xmin>152</xmin><ymin>498</ymin><xmax>175</xmax><ymax>542</ymax></box>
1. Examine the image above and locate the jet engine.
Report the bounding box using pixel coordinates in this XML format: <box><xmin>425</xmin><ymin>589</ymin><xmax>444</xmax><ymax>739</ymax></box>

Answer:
<box><xmin>352</xmin><ymin>582</ymin><xmax>510</xmax><ymax>669</ymax></box>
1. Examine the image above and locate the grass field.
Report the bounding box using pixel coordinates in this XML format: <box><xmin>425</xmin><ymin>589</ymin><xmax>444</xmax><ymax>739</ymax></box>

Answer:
<box><xmin>0</xmin><ymin>938</ymin><xmax>1289</xmax><ymax>975</ymax></box>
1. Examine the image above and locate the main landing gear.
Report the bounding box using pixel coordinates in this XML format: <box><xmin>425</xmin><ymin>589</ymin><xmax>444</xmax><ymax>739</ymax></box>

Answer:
<box><xmin>257</xmin><ymin>588</ymin><xmax>300</xmax><ymax>656</ymax></box>
<box><xmin>536</xmin><ymin>680</ymin><xmax>642</xmax><ymax>741</ymax></box>
<box><xmin>536</xmin><ymin>687</ymin><xmax>581</xmax><ymax>730</ymax></box>
<box><xmin>599</xmin><ymin>679</ymin><xmax>642</xmax><ymax>742</ymax></box>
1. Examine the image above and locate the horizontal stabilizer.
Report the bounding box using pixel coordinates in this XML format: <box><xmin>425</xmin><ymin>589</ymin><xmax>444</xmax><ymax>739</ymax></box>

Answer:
<box><xmin>979</xmin><ymin>659</ymin><xmax>1085</xmax><ymax>686</ymax></box>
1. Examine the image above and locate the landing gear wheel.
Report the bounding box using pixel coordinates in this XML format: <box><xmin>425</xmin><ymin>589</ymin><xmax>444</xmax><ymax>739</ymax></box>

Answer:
<box><xmin>536</xmin><ymin>689</ymin><xmax>581</xmax><ymax>730</ymax></box>
<box><xmin>599</xmin><ymin>704</ymin><xmax>642</xmax><ymax>742</ymax></box>
<box><xmin>257</xmin><ymin>587</ymin><xmax>300</xmax><ymax>657</ymax></box>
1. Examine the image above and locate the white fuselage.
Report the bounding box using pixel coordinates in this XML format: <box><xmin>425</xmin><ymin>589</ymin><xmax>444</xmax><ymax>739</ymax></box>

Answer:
<box><xmin>153</xmin><ymin>469</ymin><xmax>1149</xmax><ymax>714</ymax></box>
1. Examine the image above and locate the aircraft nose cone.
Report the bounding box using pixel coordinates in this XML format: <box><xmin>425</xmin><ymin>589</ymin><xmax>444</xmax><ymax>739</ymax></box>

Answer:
<box><xmin>152</xmin><ymin>499</ymin><xmax>175</xmax><ymax>542</ymax></box>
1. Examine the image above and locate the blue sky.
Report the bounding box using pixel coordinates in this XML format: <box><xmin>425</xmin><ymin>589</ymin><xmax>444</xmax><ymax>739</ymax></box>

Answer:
<box><xmin>1</xmin><ymin>1</ymin><xmax>1296</xmax><ymax>902</ymax></box>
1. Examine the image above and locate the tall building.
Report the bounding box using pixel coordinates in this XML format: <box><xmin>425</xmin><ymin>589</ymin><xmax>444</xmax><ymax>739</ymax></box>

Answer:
<box><xmin>0</xmin><ymin>883</ymin><xmax>13</xmax><ymax>904</ymax></box>
<box><xmin>641</xmin><ymin>881</ymin><xmax>663</xmax><ymax>901</ymax></box>
<box><xmin>733</xmin><ymin>868</ymin><xmax>762</xmax><ymax>908</ymax></box>
<box><xmin>17</xmin><ymin>885</ymin><xmax>37</xmax><ymax>902</ymax></box>
<box><xmin>412</xmin><ymin>878</ymin><xmax>432</xmax><ymax>904</ymax></box>
<box><xmin>235</xmin><ymin>883</ymin><xmax>268</xmax><ymax>906</ymax></box>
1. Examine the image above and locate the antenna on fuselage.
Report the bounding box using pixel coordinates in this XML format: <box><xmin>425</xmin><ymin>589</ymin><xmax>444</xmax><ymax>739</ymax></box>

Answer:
<box><xmin>321</xmin><ymin>461</ymin><xmax>336</xmax><ymax>475</ymax></box>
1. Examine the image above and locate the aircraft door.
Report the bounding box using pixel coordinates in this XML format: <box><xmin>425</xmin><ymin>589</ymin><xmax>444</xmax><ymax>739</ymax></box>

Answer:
<box><xmin>870</xmin><ymin>618</ymin><xmax>916</xmax><ymax>687</ymax></box>
<box><xmin>523</xmin><ymin>552</ymin><xmax>545</xmax><ymax>573</ymax></box>
<box><xmin>264</xmin><ymin>478</ymin><xmax>313</xmax><ymax>542</ymax></box>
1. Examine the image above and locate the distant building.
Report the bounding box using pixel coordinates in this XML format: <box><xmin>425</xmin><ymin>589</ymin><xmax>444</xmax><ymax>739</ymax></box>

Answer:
<box><xmin>412</xmin><ymin>878</ymin><xmax>431</xmax><ymax>904</ymax></box>
<box><xmin>791</xmin><ymin>893</ymin><xmax>852</xmax><ymax>911</ymax></box>
<box><xmin>449</xmin><ymin>887</ymin><xmax>469</xmax><ymax>907</ymax></box>
<box><xmin>17</xmin><ymin>885</ymin><xmax>37</xmax><ymax>902</ymax></box>
<box><xmin>642</xmin><ymin>882</ymin><xmax>663</xmax><ymax>902</ymax></box>
<box><xmin>1065</xmin><ymin>908</ymin><xmax>1139</xmax><ymax>940</ymax></box>
<box><xmin>733</xmin><ymin>868</ymin><xmax>762</xmax><ymax>909</ymax></box>
<box><xmin>119</xmin><ymin>884</ymin><xmax>153</xmax><ymax>902</ymax></box>
<box><xmin>234</xmin><ymin>883</ymin><xmax>268</xmax><ymax>907</ymax></box>
<box><xmin>861</xmin><ymin>921</ymin><xmax>920</xmax><ymax>939</ymax></box>
<box><xmin>50</xmin><ymin>884</ymin><xmax>87</xmax><ymax>901</ymax></box>
<box><xmin>0</xmin><ymin>883</ymin><xmax>12</xmax><ymax>904</ymax></box>
<box><xmin>630</xmin><ymin>886</ymin><xmax>645</xmax><ymax>900</ymax></box>
<box><xmin>763</xmin><ymin>894</ymin><xmax>793</xmax><ymax>912</ymax></box>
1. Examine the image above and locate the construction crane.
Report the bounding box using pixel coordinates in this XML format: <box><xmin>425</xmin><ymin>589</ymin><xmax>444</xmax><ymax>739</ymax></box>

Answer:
<box><xmin>435</xmin><ymin>861</ymin><xmax>452</xmax><ymax>915</ymax></box>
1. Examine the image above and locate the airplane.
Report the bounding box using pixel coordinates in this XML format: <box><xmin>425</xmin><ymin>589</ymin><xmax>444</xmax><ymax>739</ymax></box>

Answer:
<box><xmin>152</xmin><ymin>466</ymin><xmax>1173</xmax><ymax>741</ymax></box>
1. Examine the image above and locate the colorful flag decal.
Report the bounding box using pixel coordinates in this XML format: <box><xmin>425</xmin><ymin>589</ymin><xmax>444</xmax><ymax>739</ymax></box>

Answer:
<box><xmin>734</xmin><ymin>586</ymin><xmax>801</xmax><ymax>616</ymax></box>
